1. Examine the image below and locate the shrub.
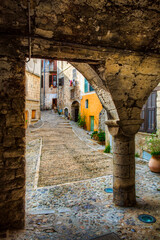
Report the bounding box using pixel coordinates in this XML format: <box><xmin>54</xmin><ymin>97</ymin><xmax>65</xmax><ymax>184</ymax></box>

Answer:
<box><xmin>104</xmin><ymin>144</ymin><xmax>111</xmax><ymax>153</ymax></box>
<box><xmin>78</xmin><ymin>114</ymin><xmax>86</xmax><ymax>128</ymax></box>
<box><xmin>135</xmin><ymin>152</ymin><xmax>140</xmax><ymax>158</ymax></box>
<box><xmin>97</xmin><ymin>130</ymin><xmax>105</xmax><ymax>142</ymax></box>
<box><xmin>91</xmin><ymin>131</ymin><xmax>98</xmax><ymax>139</ymax></box>
<box><xmin>145</xmin><ymin>132</ymin><xmax>160</xmax><ymax>156</ymax></box>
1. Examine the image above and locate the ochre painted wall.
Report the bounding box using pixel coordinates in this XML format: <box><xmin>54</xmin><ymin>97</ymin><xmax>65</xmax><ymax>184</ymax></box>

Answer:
<box><xmin>81</xmin><ymin>93</ymin><xmax>103</xmax><ymax>131</ymax></box>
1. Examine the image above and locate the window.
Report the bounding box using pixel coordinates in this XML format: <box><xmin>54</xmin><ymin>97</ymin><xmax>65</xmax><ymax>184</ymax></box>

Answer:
<box><xmin>49</xmin><ymin>61</ymin><xmax>54</xmax><ymax>71</ymax></box>
<box><xmin>59</xmin><ymin>77</ymin><xmax>64</xmax><ymax>86</ymax></box>
<box><xmin>84</xmin><ymin>78</ymin><xmax>88</xmax><ymax>93</ymax></box>
<box><xmin>49</xmin><ymin>74</ymin><xmax>57</xmax><ymax>88</ymax></box>
<box><xmin>53</xmin><ymin>75</ymin><xmax>57</xmax><ymax>87</ymax></box>
<box><xmin>84</xmin><ymin>78</ymin><xmax>94</xmax><ymax>92</ymax></box>
<box><xmin>49</xmin><ymin>75</ymin><xmax>52</xmax><ymax>87</ymax></box>
<box><xmin>73</xmin><ymin>68</ymin><xmax>77</xmax><ymax>80</ymax></box>
<box><xmin>140</xmin><ymin>91</ymin><xmax>157</xmax><ymax>133</ymax></box>
<box><xmin>89</xmin><ymin>84</ymin><xmax>94</xmax><ymax>91</ymax></box>
<box><xmin>32</xmin><ymin>110</ymin><xmax>36</xmax><ymax>119</ymax></box>
<box><xmin>41</xmin><ymin>75</ymin><xmax>43</xmax><ymax>88</ymax></box>
<box><xmin>85</xmin><ymin>99</ymin><xmax>88</xmax><ymax>108</ymax></box>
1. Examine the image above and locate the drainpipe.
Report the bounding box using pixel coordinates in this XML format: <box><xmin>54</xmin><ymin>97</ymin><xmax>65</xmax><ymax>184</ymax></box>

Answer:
<box><xmin>40</xmin><ymin>60</ymin><xmax>42</xmax><ymax>111</ymax></box>
<box><xmin>43</xmin><ymin>60</ymin><xmax>45</xmax><ymax>109</ymax></box>
<box><xmin>57</xmin><ymin>61</ymin><xmax>59</xmax><ymax>111</ymax></box>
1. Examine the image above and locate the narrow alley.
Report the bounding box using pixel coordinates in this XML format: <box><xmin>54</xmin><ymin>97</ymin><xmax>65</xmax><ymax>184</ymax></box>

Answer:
<box><xmin>7</xmin><ymin>111</ymin><xmax>160</xmax><ymax>240</ymax></box>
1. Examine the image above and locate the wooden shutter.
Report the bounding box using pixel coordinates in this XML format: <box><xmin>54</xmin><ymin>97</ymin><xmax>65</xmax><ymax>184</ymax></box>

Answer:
<box><xmin>140</xmin><ymin>91</ymin><xmax>157</xmax><ymax>133</ymax></box>
<box><xmin>49</xmin><ymin>75</ymin><xmax>52</xmax><ymax>87</ymax></box>
<box><xmin>84</xmin><ymin>78</ymin><xmax>88</xmax><ymax>93</ymax></box>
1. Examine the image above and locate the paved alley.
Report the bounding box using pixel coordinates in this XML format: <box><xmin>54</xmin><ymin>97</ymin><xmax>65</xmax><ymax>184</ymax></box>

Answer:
<box><xmin>6</xmin><ymin>111</ymin><xmax>160</xmax><ymax>240</ymax></box>
<box><xmin>28</xmin><ymin>111</ymin><xmax>112</xmax><ymax>187</ymax></box>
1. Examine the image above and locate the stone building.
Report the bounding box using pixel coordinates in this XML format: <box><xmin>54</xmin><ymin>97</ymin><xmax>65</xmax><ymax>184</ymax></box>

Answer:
<box><xmin>57</xmin><ymin>61</ymin><xmax>82</xmax><ymax>121</ymax></box>
<box><xmin>25</xmin><ymin>59</ymin><xmax>41</xmax><ymax>127</ymax></box>
<box><xmin>41</xmin><ymin>60</ymin><xmax>57</xmax><ymax>110</ymax></box>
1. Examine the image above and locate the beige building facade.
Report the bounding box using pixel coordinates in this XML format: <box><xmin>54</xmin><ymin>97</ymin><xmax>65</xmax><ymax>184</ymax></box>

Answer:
<box><xmin>25</xmin><ymin>59</ymin><xmax>41</xmax><ymax>127</ymax></box>
<box><xmin>41</xmin><ymin>60</ymin><xmax>57</xmax><ymax>110</ymax></box>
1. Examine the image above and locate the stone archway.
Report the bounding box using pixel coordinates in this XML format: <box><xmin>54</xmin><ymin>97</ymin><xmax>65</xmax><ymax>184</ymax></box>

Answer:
<box><xmin>71</xmin><ymin>101</ymin><xmax>79</xmax><ymax>122</ymax></box>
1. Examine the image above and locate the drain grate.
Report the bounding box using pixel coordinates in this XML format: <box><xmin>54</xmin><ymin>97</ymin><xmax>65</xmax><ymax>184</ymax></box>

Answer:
<box><xmin>104</xmin><ymin>188</ymin><xmax>113</xmax><ymax>193</ymax></box>
<box><xmin>138</xmin><ymin>214</ymin><xmax>156</xmax><ymax>223</ymax></box>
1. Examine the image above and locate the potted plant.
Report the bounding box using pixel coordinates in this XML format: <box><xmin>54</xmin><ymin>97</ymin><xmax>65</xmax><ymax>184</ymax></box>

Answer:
<box><xmin>145</xmin><ymin>132</ymin><xmax>160</xmax><ymax>173</ymax></box>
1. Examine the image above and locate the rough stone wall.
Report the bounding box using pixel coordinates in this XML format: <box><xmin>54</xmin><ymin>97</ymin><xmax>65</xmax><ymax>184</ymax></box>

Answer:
<box><xmin>99</xmin><ymin>108</ymin><xmax>106</xmax><ymax>131</ymax></box>
<box><xmin>0</xmin><ymin>55</ymin><xmax>25</xmax><ymax>230</ymax></box>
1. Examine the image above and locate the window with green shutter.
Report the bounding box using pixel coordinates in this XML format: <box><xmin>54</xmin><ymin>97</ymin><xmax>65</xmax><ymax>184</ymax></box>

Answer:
<box><xmin>89</xmin><ymin>84</ymin><xmax>94</xmax><ymax>91</ymax></box>
<box><xmin>84</xmin><ymin>78</ymin><xmax>88</xmax><ymax>93</ymax></box>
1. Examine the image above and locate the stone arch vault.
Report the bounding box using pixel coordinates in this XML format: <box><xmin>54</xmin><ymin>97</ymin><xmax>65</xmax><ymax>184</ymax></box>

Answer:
<box><xmin>0</xmin><ymin>0</ymin><xmax>160</xmax><ymax>230</ymax></box>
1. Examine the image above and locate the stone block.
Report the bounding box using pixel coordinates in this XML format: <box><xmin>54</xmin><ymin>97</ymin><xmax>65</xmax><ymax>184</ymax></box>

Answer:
<box><xmin>3</xmin><ymin>136</ymin><xmax>15</xmax><ymax>147</ymax></box>
<box><xmin>5</xmin><ymin>156</ymin><xmax>25</xmax><ymax>169</ymax></box>
<box><xmin>113</xmin><ymin>138</ymin><xmax>135</xmax><ymax>154</ymax></box>
<box><xmin>113</xmin><ymin>164</ymin><xmax>130</xmax><ymax>178</ymax></box>
<box><xmin>3</xmin><ymin>149</ymin><xmax>24</xmax><ymax>158</ymax></box>
<box><xmin>113</xmin><ymin>153</ymin><xmax>135</xmax><ymax>165</ymax></box>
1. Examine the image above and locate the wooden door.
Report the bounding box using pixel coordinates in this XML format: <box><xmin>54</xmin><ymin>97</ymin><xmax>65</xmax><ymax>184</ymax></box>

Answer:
<box><xmin>90</xmin><ymin>116</ymin><xmax>94</xmax><ymax>131</ymax></box>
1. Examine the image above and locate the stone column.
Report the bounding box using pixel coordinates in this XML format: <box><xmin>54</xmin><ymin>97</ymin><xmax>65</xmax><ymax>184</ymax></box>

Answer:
<box><xmin>106</xmin><ymin>120</ymin><xmax>143</xmax><ymax>206</ymax></box>
<box><xmin>0</xmin><ymin>56</ymin><xmax>25</xmax><ymax>230</ymax></box>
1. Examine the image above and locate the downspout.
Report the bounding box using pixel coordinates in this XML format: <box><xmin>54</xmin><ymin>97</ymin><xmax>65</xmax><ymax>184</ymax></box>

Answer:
<box><xmin>40</xmin><ymin>60</ymin><xmax>42</xmax><ymax>111</ymax></box>
<box><xmin>57</xmin><ymin>61</ymin><xmax>59</xmax><ymax>111</ymax></box>
<box><xmin>43</xmin><ymin>60</ymin><xmax>45</xmax><ymax>109</ymax></box>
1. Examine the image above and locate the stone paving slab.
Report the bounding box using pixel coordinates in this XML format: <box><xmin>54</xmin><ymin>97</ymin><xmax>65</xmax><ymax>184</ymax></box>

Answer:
<box><xmin>92</xmin><ymin>233</ymin><xmax>120</xmax><ymax>240</ymax></box>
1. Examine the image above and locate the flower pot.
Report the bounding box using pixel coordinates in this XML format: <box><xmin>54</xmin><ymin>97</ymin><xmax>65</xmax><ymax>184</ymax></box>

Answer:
<box><xmin>148</xmin><ymin>155</ymin><xmax>160</xmax><ymax>173</ymax></box>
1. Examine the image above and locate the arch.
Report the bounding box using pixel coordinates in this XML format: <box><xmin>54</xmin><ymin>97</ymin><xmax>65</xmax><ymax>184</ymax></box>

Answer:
<box><xmin>71</xmin><ymin>62</ymin><xmax>119</xmax><ymax>121</ymax></box>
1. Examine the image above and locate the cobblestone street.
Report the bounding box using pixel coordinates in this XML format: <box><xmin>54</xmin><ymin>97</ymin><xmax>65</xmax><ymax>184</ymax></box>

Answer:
<box><xmin>7</xmin><ymin>111</ymin><xmax>160</xmax><ymax>240</ymax></box>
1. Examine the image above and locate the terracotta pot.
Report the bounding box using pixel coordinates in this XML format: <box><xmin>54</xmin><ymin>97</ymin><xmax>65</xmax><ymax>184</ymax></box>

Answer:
<box><xmin>148</xmin><ymin>155</ymin><xmax>160</xmax><ymax>173</ymax></box>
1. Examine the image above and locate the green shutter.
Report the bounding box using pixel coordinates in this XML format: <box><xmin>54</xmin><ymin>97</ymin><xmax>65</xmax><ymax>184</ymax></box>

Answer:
<box><xmin>84</xmin><ymin>78</ymin><xmax>88</xmax><ymax>93</ymax></box>
<box><xmin>89</xmin><ymin>84</ymin><xmax>94</xmax><ymax>91</ymax></box>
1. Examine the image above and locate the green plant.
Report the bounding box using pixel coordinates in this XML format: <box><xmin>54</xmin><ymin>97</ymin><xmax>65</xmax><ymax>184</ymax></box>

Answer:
<box><xmin>78</xmin><ymin>114</ymin><xmax>86</xmax><ymax>128</ymax></box>
<box><xmin>145</xmin><ymin>132</ymin><xmax>160</xmax><ymax>156</ymax></box>
<box><xmin>97</xmin><ymin>130</ymin><xmax>105</xmax><ymax>142</ymax></box>
<box><xmin>91</xmin><ymin>131</ymin><xmax>98</xmax><ymax>139</ymax></box>
<box><xmin>135</xmin><ymin>152</ymin><xmax>140</xmax><ymax>158</ymax></box>
<box><xmin>104</xmin><ymin>144</ymin><xmax>111</xmax><ymax>153</ymax></box>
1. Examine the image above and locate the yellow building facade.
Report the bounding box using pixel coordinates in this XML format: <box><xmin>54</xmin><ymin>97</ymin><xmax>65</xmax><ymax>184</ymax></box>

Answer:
<box><xmin>80</xmin><ymin>79</ymin><xmax>103</xmax><ymax>131</ymax></box>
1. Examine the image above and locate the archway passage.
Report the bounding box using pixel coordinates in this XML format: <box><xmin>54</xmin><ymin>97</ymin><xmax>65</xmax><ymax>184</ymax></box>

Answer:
<box><xmin>1</xmin><ymin>0</ymin><xmax>160</xmax><ymax>231</ymax></box>
<box><xmin>71</xmin><ymin>101</ymin><xmax>79</xmax><ymax>122</ymax></box>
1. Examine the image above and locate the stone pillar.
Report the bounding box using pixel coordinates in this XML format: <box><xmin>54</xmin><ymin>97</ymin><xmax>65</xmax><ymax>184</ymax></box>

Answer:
<box><xmin>0</xmin><ymin>56</ymin><xmax>25</xmax><ymax>230</ymax></box>
<box><xmin>106</xmin><ymin>120</ymin><xmax>143</xmax><ymax>206</ymax></box>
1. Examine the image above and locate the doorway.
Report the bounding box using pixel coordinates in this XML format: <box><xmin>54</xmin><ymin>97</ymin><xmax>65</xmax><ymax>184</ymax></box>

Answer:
<box><xmin>52</xmin><ymin>98</ymin><xmax>57</xmax><ymax>109</ymax></box>
<box><xmin>71</xmin><ymin>101</ymin><xmax>79</xmax><ymax>122</ymax></box>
